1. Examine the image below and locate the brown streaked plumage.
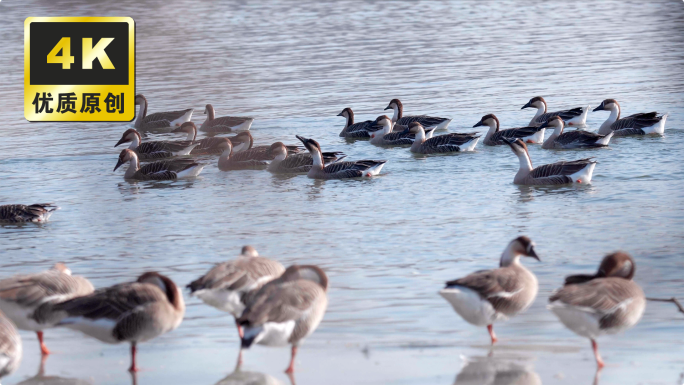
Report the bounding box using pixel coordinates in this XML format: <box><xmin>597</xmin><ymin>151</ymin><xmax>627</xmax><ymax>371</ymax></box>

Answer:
<box><xmin>134</xmin><ymin>94</ymin><xmax>193</xmax><ymax>130</ymax></box>
<box><xmin>384</xmin><ymin>99</ymin><xmax>451</xmax><ymax>130</ymax></box>
<box><xmin>474</xmin><ymin>114</ymin><xmax>545</xmax><ymax>146</ymax></box>
<box><xmin>0</xmin><ymin>310</ymin><xmax>22</xmax><ymax>380</ymax></box>
<box><xmin>267</xmin><ymin>142</ymin><xmax>345</xmax><ymax>174</ymax></box>
<box><xmin>296</xmin><ymin>135</ymin><xmax>387</xmax><ymax>179</ymax></box>
<box><xmin>216</xmin><ymin>139</ymin><xmax>270</xmax><ymax>171</ymax></box>
<box><xmin>541</xmin><ymin>116</ymin><xmax>613</xmax><ymax>150</ymax></box>
<box><xmin>337</xmin><ymin>107</ymin><xmax>379</xmax><ymax>138</ymax></box>
<box><xmin>115</xmin><ymin>128</ymin><xmax>198</xmax><ymax>160</ymax></box>
<box><xmin>0</xmin><ymin>204</ymin><xmax>59</xmax><ymax>223</ymax></box>
<box><xmin>521</xmin><ymin>96</ymin><xmax>589</xmax><ymax>127</ymax></box>
<box><xmin>113</xmin><ymin>149</ymin><xmax>205</xmax><ymax>180</ymax></box>
<box><xmin>406</xmin><ymin>122</ymin><xmax>480</xmax><ymax>154</ymax></box>
<box><xmin>200</xmin><ymin>104</ymin><xmax>254</xmax><ymax>133</ymax></box>
<box><xmin>171</xmin><ymin>122</ymin><xmax>228</xmax><ymax>155</ymax></box>
<box><xmin>594</xmin><ymin>99</ymin><xmax>667</xmax><ymax>136</ymax></box>
<box><xmin>0</xmin><ymin>263</ymin><xmax>94</xmax><ymax>356</ymax></box>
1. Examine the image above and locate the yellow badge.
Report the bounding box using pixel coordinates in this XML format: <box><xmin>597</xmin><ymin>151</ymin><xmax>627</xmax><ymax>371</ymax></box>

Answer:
<box><xmin>24</xmin><ymin>17</ymin><xmax>135</xmax><ymax>122</ymax></box>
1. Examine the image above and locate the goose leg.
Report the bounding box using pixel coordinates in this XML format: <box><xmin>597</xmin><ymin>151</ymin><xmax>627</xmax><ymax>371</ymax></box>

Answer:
<box><xmin>591</xmin><ymin>339</ymin><xmax>605</xmax><ymax>369</ymax></box>
<box><xmin>285</xmin><ymin>345</ymin><xmax>298</xmax><ymax>373</ymax></box>
<box><xmin>37</xmin><ymin>331</ymin><xmax>50</xmax><ymax>355</ymax></box>
<box><xmin>235</xmin><ymin>321</ymin><xmax>244</xmax><ymax>339</ymax></box>
<box><xmin>129</xmin><ymin>342</ymin><xmax>138</xmax><ymax>372</ymax></box>
<box><xmin>487</xmin><ymin>325</ymin><xmax>498</xmax><ymax>345</ymax></box>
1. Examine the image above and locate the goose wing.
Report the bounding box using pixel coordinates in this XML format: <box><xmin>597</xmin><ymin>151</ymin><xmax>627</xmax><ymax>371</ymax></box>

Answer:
<box><xmin>140</xmin><ymin>119</ymin><xmax>172</xmax><ymax>129</ymax></box>
<box><xmin>611</xmin><ymin>112</ymin><xmax>661</xmax><ymax>131</ymax></box>
<box><xmin>0</xmin><ymin>272</ymin><xmax>91</xmax><ymax>308</ymax></box>
<box><xmin>446</xmin><ymin>268</ymin><xmax>523</xmax><ymax>313</ymax></box>
<box><xmin>238</xmin><ymin>280</ymin><xmax>324</xmax><ymax>326</ymax></box>
<box><xmin>191</xmin><ymin>137</ymin><xmax>230</xmax><ymax>155</ymax></box>
<box><xmin>345</xmin><ymin>120</ymin><xmax>374</xmax><ymax>134</ymax></box>
<box><xmin>490</xmin><ymin>127</ymin><xmax>543</xmax><ymax>143</ymax></box>
<box><xmin>137</xmin><ymin>141</ymin><xmax>195</xmax><ymax>156</ymax></box>
<box><xmin>323</xmin><ymin>160</ymin><xmax>385</xmax><ymax>178</ymax></box>
<box><xmin>380</xmin><ymin>131</ymin><xmax>415</xmax><ymax>145</ymax></box>
<box><xmin>555</xmin><ymin>130</ymin><xmax>607</xmax><ymax>147</ymax></box>
<box><xmin>537</xmin><ymin>107</ymin><xmax>584</xmax><ymax>123</ymax></box>
<box><xmin>205</xmin><ymin>116</ymin><xmax>253</xmax><ymax>128</ymax></box>
<box><xmin>188</xmin><ymin>258</ymin><xmax>284</xmax><ymax>294</ymax></box>
<box><xmin>397</xmin><ymin>115</ymin><xmax>448</xmax><ymax>128</ymax></box>
<box><xmin>137</xmin><ymin>159</ymin><xmax>200</xmax><ymax>180</ymax></box>
<box><xmin>230</xmin><ymin>148</ymin><xmax>272</xmax><ymax>162</ymax></box>
<box><xmin>0</xmin><ymin>204</ymin><xmax>58</xmax><ymax>223</ymax></box>
<box><xmin>530</xmin><ymin>158</ymin><xmax>595</xmax><ymax>178</ymax></box>
<box><xmin>143</xmin><ymin>109</ymin><xmax>192</xmax><ymax>124</ymax></box>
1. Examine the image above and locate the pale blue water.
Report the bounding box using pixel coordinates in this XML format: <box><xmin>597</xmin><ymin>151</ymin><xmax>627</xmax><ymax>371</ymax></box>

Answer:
<box><xmin>0</xmin><ymin>1</ymin><xmax>683</xmax><ymax>385</ymax></box>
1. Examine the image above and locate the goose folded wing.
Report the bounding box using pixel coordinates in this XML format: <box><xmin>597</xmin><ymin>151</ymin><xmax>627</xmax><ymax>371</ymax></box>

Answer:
<box><xmin>0</xmin><ymin>273</ymin><xmax>78</xmax><ymax>308</ymax></box>
<box><xmin>143</xmin><ymin>109</ymin><xmax>192</xmax><ymax>124</ymax></box>
<box><xmin>239</xmin><ymin>281</ymin><xmax>322</xmax><ymax>326</ymax></box>
<box><xmin>556</xmin><ymin>131</ymin><xmax>605</xmax><ymax>146</ymax></box>
<box><xmin>346</xmin><ymin>120</ymin><xmax>374</xmax><ymax>133</ymax></box>
<box><xmin>280</xmin><ymin>154</ymin><xmax>314</xmax><ymax>169</ymax></box>
<box><xmin>206</xmin><ymin>116</ymin><xmax>253</xmax><ymax>128</ymax></box>
<box><xmin>530</xmin><ymin>158</ymin><xmax>594</xmax><ymax>178</ymax></box>
<box><xmin>230</xmin><ymin>148</ymin><xmax>272</xmax><ymax>162</ymax></box>
<box><xmin>141</xmin><ymin>120</ymin><xmax>172</xmax><ymax>129</ymax></box>
<box><xmin>492</xmin><ymin>127</ymin><xmax>542</xmax><ymax>141</ymax></box>
<box><xmin>446</xmin><ymin>268</ymin><xmax>523</xmax><ymax>310</ymax></box>
<box><xmin>538</xmin><ymin>107</ymin><xmax>584</xmax><ymax>123</ymax></box>
<box><xmin>398</xmin><ymin>115</ymin><xmax>447</xmax><ymax>127</ymax></box>
<box><xmin>1</xmin><ymin>204</ymin><xmax>53</xmax><ymax>222</ymax></box>
<box><xmin>612</xmin><ymin>112</ymin><xmax>661</xmax><ymax>131</ymax></box>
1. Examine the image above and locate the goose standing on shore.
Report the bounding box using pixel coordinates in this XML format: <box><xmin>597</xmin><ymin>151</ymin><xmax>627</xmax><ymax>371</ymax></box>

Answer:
<box><xmin>187</xmin><ymin>246</ymin><xmax>285</xmax><ymax>341</ymax></box>
<box><xmin>439</xmin><ymin>237</ymin><xmax>540</xmax><ymax>344</ymax></box>
<box><xmin>474</xmin><ymin>114</ymin><xmax>545</xmax><ymax>145</ymax></box>
<box><xmin>114</xmin><ymin>149</ymin><xmax>205</xmax><ymax>180</ymax></box>
<box><xmin>521</xmin><ymin>96</ymin><xmax>590</xmax><ymax>127</ymax></box>
<box><xmin>0</xmin><ymin>310</ymin><xmax>21</xmax><ymax>381</ymax></box>
<box><xmin>238</xmin><ymin>265</ymin><xmax>329</xmax><ymax>373</ymax></box>
<box><xmin>504</xmin><ymin>138</ymin><xmax>597</xmax><ymax>185</ymax></box>
<box><xmin>115</xmin><ymin>128</ymin><xmax>198</xmax><ymax>160</ymax></box>
<box><xmin>296</xmin><ymin>136</ymin><xmax>387</xmax><ymax>179</ymax></box>
<box><xmin>548</xmin><ymin>252</ymin><xmax>645</xmax><ymax>369</ymax></box>
<box><xmin>541</xmin><ymin>116</ymin><xmax>613</xmax><ymax>150</ymax></box>
<box><xmin>384</xmin><ymin>99</ymin><xmax>451</xmax><ymax>131</ymax></box>
<box><xmin>0</xmin><ymin>204</ymin><xmax>59</xmax><ymax>223</ymax></box>
<box><xmin>216</xmin><ymin>139</ymin><xmax>269</xmax><ymax>171</ymax></box>
<box><xmin>0</xmin><ymin>263</ymin><xmax>94</xmax><ymax>355</ymax></box>
<box><xmin>268</xmin><ymin>142</ymin><xmax>345</xmax><ymax>174</ymax></box>
<box><xmin>134</xmin><ymin>94</ymin><xmax>193</xmax><ymax>130</ymax></box>
<box><xmin>200</xmin><ymin>104</ymin><xmax>254</xmax><ymax>133</ymax></box>
<box><xmin>337</xmin><ymin>108</ymin><xmax>379</xmax><ymax>138</ymax></box>
<box><xmin>593</xmin><ymin>99</ymin><xmax>668</xmax><ymax>136</ymax></box>
<box><xmin>405</xmin><ymin>123</ymin><xmax>480</xmax><ymax>154</ymax></box>
<box><xmin>172</xmin><ymin>122</ymin><xmax>228</xmax><ymax>155</ymax></box>
<box><xmin>369</xmin><ymin>116</ymin><xmax>419</xmax><ymax>146</ymax></box>
<box><xmin>34</xmin><ymin>272</ymin><xmax>185</xmax><ymax>372</ymax></box>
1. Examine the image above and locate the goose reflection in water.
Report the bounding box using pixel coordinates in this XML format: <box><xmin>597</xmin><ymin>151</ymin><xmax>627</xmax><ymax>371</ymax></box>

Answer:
<box><xmin>16</xmin><ymin>358</ymin><xmax>93</xmax><ymax>385</ymax></box>
<box><xmin>214</xmin><ymin>369</ymin><xmax>286</xmax><ymax>385</ymax></box>
<box><xmin>453</xmin><ymin>356</ymin><xmax>541</xmax><ymax>385</ymax></box>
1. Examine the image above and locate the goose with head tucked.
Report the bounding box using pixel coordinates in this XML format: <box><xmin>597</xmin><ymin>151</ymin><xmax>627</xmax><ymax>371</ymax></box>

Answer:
<box><xmin>267</xmin><ymin>142</ymin><xmax>346</xmax><ymax>174</ymax></box>
<box><xmin>172</xmin><ymin>122</ymin><xmax>229</xmax><ymax>155</ymax></box>
<box><xmin>521</xmin><ymin>96</ymin><xmax>590</xmax><ymax>127</ymax></box>
<box><xmin>337</xmin><ymin>107</ymin><xmax>378</xmax><ymax>138</ymax></box>
<box><xmin>541</xmin><ymin>116</ymin><xmax>613</xmax><ymax>150</ymax></box>
<box><xmin>238</xmin><ymin>265</ymin><xmax>329</xmax><ymax>373</ymax></box>
<box><xmin>187</xmin><ymin>246</ymin><xmax>285</xmax><ymax>342</ymax></box>
<box><xmin>200</xmin><ymin>104</ymin><xmax>254</xmax><ymax>133</ymax></box>
<box><xmin>439</xmin><ymin>236</ymin><xmax>540</xmax><ymax>344</ymax></box>
<box><xmin>0</xmin><ymin>310</ymin><xmax>21</xmax><ymax>381</ymax></box>
<box><xmin>296</xmin><ymin>135</ymin><xmax>387</xmax><ymax>179</ymax></box>
<box><xmin>0</xmin><ymin>204</ymin><xmax>59</xmax><ymax>223</ymax></box>
<box><xmin>503</xmin><ymin>138</ymin><xmax>597</xmax><ymax>185</ymax></box>
<box><xmin>115</xmin><ymin>128</ymin><xmax>198</xmax><ymax>160</ymax></box>
<box><xmin>384</xmin><ymin>99</ymin><xmax>451</xmax><ymax>131</ymax></box>
<box><xmin>226</xmin><ymin>131</ymin><xmax>302</xmax><ymax>156</ymax></box>
<box><xmin>548</xmin><ymin>252</ymin><xmax>645</xmax><ymax>369</ymax></box>
<box><xmin>593</xmin><ymin>99</ymin><xmax>668</xmax><ymax>136</ymax></box>
<box><xmin>114</xmin><ymin>149</ymin><xmax>205</xmax><ymax>180</ymax></box>
<box><xmin>474</xmin><ymin>114</ymin><xmax>545</xmax><ymax>146</ymax></box>
<box><xmin>0</xmin><ymin>263</ymin><xmax>94</xmax><ymax>356</ymax></box>
<box><xmin>369</xmin><ymin>115</ymin><xmax>421</xmax><ymax>146</ymax></box>
<box><xmin>35</xmin><ymin>272</ymin><xmax>185</xmax><ymax>372</ymax></box>
<box><xmin>406</xmin><ymin>122</ymin><xmax>480</xmax><ymax>154</ymax></box>
<box><xmin>216</xmin><ymin>139</ymin><xmax>269</xmax><ymax>171</ymax></box>
<box><xmin>134</xmin><ymin>94</ymin><xmax>193</xmax><ymax>130</ymax></box>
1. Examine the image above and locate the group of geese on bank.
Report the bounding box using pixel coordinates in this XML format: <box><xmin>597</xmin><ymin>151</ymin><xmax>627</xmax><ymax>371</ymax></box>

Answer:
<box><xmin>113</xmin><ymin>95</ymin><xmax>668</xmax><ymax>184</ymax></box>
<box><xmin>0</xmin><ymin>237</ymin><xmax>650</xmax><ymax>380</ymax></box>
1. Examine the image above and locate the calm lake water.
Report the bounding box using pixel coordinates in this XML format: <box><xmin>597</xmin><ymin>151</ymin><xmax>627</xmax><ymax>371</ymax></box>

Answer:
<box><xmin>1</xmin><ymin>1</ymin><xmax>683</xmax><ymax>384</ymax></box>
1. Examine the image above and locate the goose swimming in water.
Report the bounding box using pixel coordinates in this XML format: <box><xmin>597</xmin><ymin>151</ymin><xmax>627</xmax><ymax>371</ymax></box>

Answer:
<box><xmin>384</xmin><ymin>99</ymin><xmax>451</xmax><ymax>131</ymax></box>
<box><xmin>227</xmin><ymin>131</ymin><xmax>302</xmax><ymax>156</ymax></box>
<box><xmin>200</xmin><ymin>104</ymin><xmax>254</xmax><ymax>133</ymax></box>
<box><xmin>296</xmin><ymin>135</ymin><xmax>387</xmax><ymax>179</ymax></box>
<box><xmin>187</xmin><ymin>246</ymin><xmax>285</xmax><ymax>341</ymax></box>
<box><xmin>172</xmin><ymin>122</ymin><xmax>229</xmax><ymax>155</ymax></box>
<box><xmin>115</xmin><ymin>128</ymin><xmax>198</xmax><ymax>160</ymax></box>
<box><xmin>521</xmin><ymin>96</ymin><xmax>590</xmax><ymax>127</ymax></box>
<box><xmin>439</xmin><ymin>236</ymin><xmax>540</xmax><ymax>345</ymax></box>
<box><xmin>405</xmin><ymin>123</ymin><xmax>480</xmax><ymax>154</ymax></box>
<box><xmin>134</xmin><ymin>94</ymin><xmax>193</xmax><ymax>130</ymax></box>
<box><xmin>593</xmin><ymin>99</ymin><xmax>668</xmax><ymax>136</ymax></box>
<box><xmin>338</xmin><ymin>107</ymin><xmax>378</xmax><ymax>138</ymax></box>
<box><xmin>0</xmin><ymin>204</ymin><xmax>59</xmax><ymax>223</ymax></box>
<box><xmin>216</xmin><ymin>139</ymin><xmax>269</xmax><ymax>171</ymax></box>
<box><xmin>238</xmin><ymin>265</ymin><xmax>328</xmax><ymax>373</ymax></box>
<box><xmin>548</xmin><ymin>252</ymin><xmax>645</xmax><ymax>369</ymax></box>
<box><xmin>369</xmin><ymin>115</ymin><xmax>421</xmax><ymax>146</ymax></box>
<box><xmin>268</xmin><ymin>142</ymin><xmax>346</xmax><ymax>174</ymax></box>
<box><xmin>0</xmin><ymin>310</ymin><xmax>21</xmax><ymax>381</ymax></box>
<box><xmin>504</xmin><ymin>138</ymin><xmax>597</xmax><ymax>185</ymax></box>
<box><xmin>0</xmin><ymin>263</ymin><xmax>94</xmax><ymax>356</ymax></box>
<box><xmin>35</xmin><ymin>272</ymin><xmax>185</xmax><ymax>372</ymax></box>
<box><xmin>114</xmin><ymin>149</ymin><xmax>205</xmax><ymax>180</ymax></box>
<box><xmin>541</xmin><ymin>116</ymin><xmax>613</xmax><ymax>150</ymax></box>
<box><xmin>474</xmin><ymin>114</ymin><xmax>545</xmax><ymax>146</ymax></box>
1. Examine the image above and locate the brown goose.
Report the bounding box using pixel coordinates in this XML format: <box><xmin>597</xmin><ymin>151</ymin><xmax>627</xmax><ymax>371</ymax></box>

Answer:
<box><xmin>134</xmin><ymin>94</ymin><xmax>193</xmax><ymax>130</ymax></box>
<box><xmin>548</xmin><ymin>252</ymin><xmax>645</xmax><ymax>369</ymax></box>
<box><xmin>337</xmin><ymin>107</ymin><xmax>377</xmax><ymax>138</ymax></box>
<box><xmin>504</xmin><ymin>138</ymin><xmax>597</xmax><ymax>185</ymax></box>
<box><xmin>439</xmin><ymin>236</ymin><xmax>540</xmax><ymax>344</ymax></box>
<box><xmin>384</xmin><ymin>99</ymin><xmax>451</xmax><ymax>131</ymax></box>
<box><xmin>474</xmin><ymin>114</ymin><xmax>545</xmax><ymax>146</ymax></box>
<box><xmin>114</xmin><ymin>149</ymin><xmax>205</xmax><ymax>180</ymax></box>
<box><xmin>521</xmin><ymin>96</ymin><xmax>589</xmax><ymax>127</ymax></box>
<box><xmin>216</xmin><ymin>139</ymin><xmax>270</xmax><ymax>171</ymax></box>
<box><xmin>200</xmin><ymin>104</ymin><xmax>254</xmax><ymax>133</ymax></box>
<box><xmin>0</xmin><ymin>204</ymin><xmax>59</xmax><ymax>223</ymax></box>
<box><xmin>594</xmin><ymin>99</ymin><xmax>667</xmax><ymax>136</ymax></box>
<box><xmin>172</xmin><ymin>122</ymin><xmax>227</xmax><ymax>155</ymax></box>
<box><xmin>0</xmin><ymin>263</ymin><xmax>94</xmax><ymax>356</ymax></box>
<box><xmin>115</xmin><ymin>128</ymin><xmax>198</xmax><ymax>160</ymax></box>
<box><xmin>35</xmin><ymin>272</ymin><xmax>185</xmax><ymax>372</ymax></box>
<box><xmin>267</xmin><ymin>142</ymin><xmax>345</xmax><ymax>174</ymax></box>
<box><xmin>187</xmin><ymin>246</ymin><xmax>285</xmax><ymax>340</ymax></box>
<box><xmin>0</xmin><ymin>310</ymin><xmax>22</xmax><ymax>381</ymax></box>
<box><xmin>541</xmin><ymin>116</ymin><xmax>613</xmax><ymax>150</ymax></box>
<box><xmin>227</xmin><ymin>131</ymin><xmax>302</xmax><ymax>156</ymax></box>
<box><xmin>238</xmin><ymin>265</ymin><xmax>329</xmax><ymax>373</ymax></box>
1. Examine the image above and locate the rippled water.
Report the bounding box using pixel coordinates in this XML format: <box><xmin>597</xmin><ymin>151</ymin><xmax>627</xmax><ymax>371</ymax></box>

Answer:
<box><xmin>1</xmin><ymin>1</ymin><xmax>683</xmax><ymax>384</ymax></box>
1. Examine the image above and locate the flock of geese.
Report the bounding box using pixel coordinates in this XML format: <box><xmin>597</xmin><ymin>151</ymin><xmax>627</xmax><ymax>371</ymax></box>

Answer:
<box><xmin>109</xmin><ymin>94</ymin><xmax>667</xmax><ymax>184</ymax></box>
<box><xmin>0</xmin><ymin>93</ymin><xmax>670</xmax><ymax>381</ymax></box>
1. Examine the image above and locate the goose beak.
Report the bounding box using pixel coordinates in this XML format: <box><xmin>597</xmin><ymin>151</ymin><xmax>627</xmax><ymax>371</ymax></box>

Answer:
<box><xmin>114</xmin><ymin>137</ymin><xmax>127</xmax><ymax>147</ymax></box>
<box><xmin>593</xmin><ymin>104</ymin><xmax>605</xmax><ymax>112</ymax></box>
<box><xmin>295</xmin><ymin>135</ymin><xmax>307</xmax><ymax>144</ymax></box>
<box><xmin>473</xmin><ymin>121</ymin><xmax>483</xmax><ymax>128</ymax></box>
<box><xmin>521</xmin><ymin>102</ymin><xmax>532</xmax><ymax>110</ymax></box>
<box><xmin>336</xmin><ymin>111</ymin><xmax>344</xmax><ymax>117</ymax></box>
<box><xmin>383</xmin><ymin>105</ymin><xmax>392</xmax><ymax>111</ymax></box>
<box><xmin>113</xmin><ymin>158</ymin><xmax>124</xmax><ymax>172</ymax></box>
<box><xmin>528</xmin><ymin>246</ymin><xmax>540</xmax><ymax>261</ymax></box>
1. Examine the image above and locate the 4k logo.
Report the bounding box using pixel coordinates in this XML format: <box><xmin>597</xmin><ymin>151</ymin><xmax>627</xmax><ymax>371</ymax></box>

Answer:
<box><xmin>24</xmin><ymin>17</ymin><xmax>135</xmax><ymax>122</ymax></box>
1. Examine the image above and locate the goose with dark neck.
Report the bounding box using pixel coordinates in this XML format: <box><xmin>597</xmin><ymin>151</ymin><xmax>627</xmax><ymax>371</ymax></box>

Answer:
<box><xmin>337</xmin><ymin>107</ymin><xmax>379</xmax><ymax>138</ymax></box>
<box><xmin>384</xmin><ymin>99</ymin><xmax>451</xmax><ymax>131</ymax></box>
<box><xmin>134</xmin><ymin>94</ymin><xmax>193</xmax><ymax>130</ymax></box>
<box><xmin>474</xmin><ymin>114</ymin><xmax>545</xmax><ymax>146</ymax></box>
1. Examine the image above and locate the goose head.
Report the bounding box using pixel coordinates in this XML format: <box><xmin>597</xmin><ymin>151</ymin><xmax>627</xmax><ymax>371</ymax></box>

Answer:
<box><xmin>596</xmin><ymin>251</ymin><xmax>635</xmax><ymax>280</ymax></box>
<box><xmin>268</xmin><ymin>142</ymin><xmax>289</xmax><ymax>161</ymax></box>
<box><xmin>384</xmin><ymin>99</ymin><xmax>402</xmax><ymax>111</ymax></box>
<box><xmin>113</xmin><ymin>149</ymin><xmax>137</xmax><ymax>171</ymax></box>
<box><xmin>216</xmin><ymin>137</ymin><xmax>233</xmax><ymax>154</ymax></box>
<box><xmin>137</xmin><ymin>272</ymin><xmax>184</xmax><ymax>310</ymax></box>
<box><xmin>295</xmin><ymin>135</ymin><xmax>322</xmax><ymax>155</ymax></box>
<box><xmin>231</xmin><ymin>131</ymin><xmax>253</xmax><ymax>152</ymax></box>
<box><xmin>115</xmin><ymin>128</ymin><xmax>141</xmax><ymax>147</ymax></box>
<box><xmin>370</xmin><ymin>115</ymin><xmax>393</xmax><ymax>138</ymax></box>
<box><xmin>503</xmin><ymin>137</ymin><xmax>530</xmax><ymax>157</ymax></box>
<box><xmin>134</xmin><ymin>94</ymin><xmax>146</xmax><ymax>105</ymax></box>
<box><xmin>240</xmin><ymin>245</ymin><xmax>259</xmax><ymax>258</ymax></box>
<box><xmin>337</xmin><ymin>107</ymin><xmax>353</xmax><ymax>119</ymax></box>
<box><xmin>172</xmin><ymin>122</ymin><xmax>198</xmax><ymax>140</ymax></box>
<box><xmin>539</xmin><ymin>115</ymin><xmax>564</xmax><ymax>134</ymax></box>
<box><xmin>403</xmin><ymin>122</ymin><xmax>425</xmax><ymax>135</ymax></box>
<box><xmin>203</xmin><ymin>104</ymin><xmax>214</xmax><ymax>115</ymax></box>
<box><xmin>500</xmin><ymin>236</ymin><xmax>540</xmax><ymax>267</ymax></box>
<box><xmin>521</xmin><ymin>96</ymin><xmax>546</xmax><ymax>111</ymax></box>
<box><xmin>593</xmin><ymin>98</ymin><xmax>619</xmax><ymax>112</ymax></box>
<box><xmin>473</xmin><ymin>114</ymin><xmax>499</xmax><ymax>131</ymax></box>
